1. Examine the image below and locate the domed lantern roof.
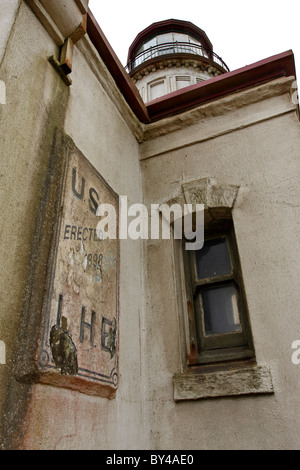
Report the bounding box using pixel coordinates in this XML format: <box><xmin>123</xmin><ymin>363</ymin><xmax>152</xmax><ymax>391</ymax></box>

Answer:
<box><xmin>126</xmin><ymin>19</ymin><xmax>229</xmax><ymax>103</ymax></box>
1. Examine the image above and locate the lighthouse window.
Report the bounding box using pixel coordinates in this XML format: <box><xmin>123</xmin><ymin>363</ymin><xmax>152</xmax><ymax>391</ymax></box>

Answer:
<box><xmin>157</xmin><ymin>33</ymin><xmax>174</xmax><ymax>55</ymax></box>
<box><xmin>140</xmin><ymin>33</ymin><xmax>204</xmax><ymax>55</ymax></box>
<box><xmin>173</xmin><ymin>33</ymin><xmax>190</xmax><ymax>53</ymax></box>
<box><xmin>157</xmin><ymin>33</ymin><xmax>173</xmax><ymax>44</ymax></box>
<box><xmin>149</xmin><ymin>78</ymin><xmax>166</xmax><ymax>101</ymax></box>
<box><xmin>183</xmin><ymin>222</ymin><xmax>254</xmax><ymax>364</ymax></box>
<box><xmin>132</xmin><ymin>32</ymin><xmax>208</xmax><ymax>69</ymax></box>
<box><xmin>143</xmin><ymin>37</ymin><xmax>157</xmax><ymax>60</ymax></box>
<box><xmin>174</xmin><ymin>32</ymin><xmax>188</xmax><ymax>43</ymax></box>
<box><xmin>176</xmin><ymin>76</ymin><xmax>191</xmax><ymax>90</ymax></box>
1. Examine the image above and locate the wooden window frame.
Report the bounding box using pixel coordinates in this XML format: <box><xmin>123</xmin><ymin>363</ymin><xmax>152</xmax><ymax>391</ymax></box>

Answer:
<box><xmin>183</xmin><ymin>220</ymin><xmax>255</xmax><ymax>366</ymax></box>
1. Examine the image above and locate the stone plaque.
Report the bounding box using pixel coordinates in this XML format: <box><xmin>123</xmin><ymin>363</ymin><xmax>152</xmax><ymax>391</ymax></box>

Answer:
<box><xmin>36</xmin><ymin>136</ymin><xmax>120</xmax><ymax>398</ymax></box>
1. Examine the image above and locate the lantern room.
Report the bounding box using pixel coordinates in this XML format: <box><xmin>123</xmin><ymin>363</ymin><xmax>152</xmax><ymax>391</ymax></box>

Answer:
<box><xmin>126</xmin><ymin>19</ymin><xmax>229</xmax><ymax>102</ymax></box>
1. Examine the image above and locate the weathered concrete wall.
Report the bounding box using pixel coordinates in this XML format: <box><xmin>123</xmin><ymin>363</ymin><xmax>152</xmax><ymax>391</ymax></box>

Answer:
<box><xmin>140</xmin><ymin>81</ymin><xmax>300</xmax><ymax>449</ymax></box>
<box><xmin>19</xmin><ymin>38</ymin><xmax>145</xmax><ymax>450</ymax></box>
<box><xmin>1</xmin><ymin>1</ymin><xmax>299</xmax><ymax>451</ymax></box>
<box><xmin>0</xmin><ymin>1</ymin><xmax>144</xmax><ymax>450</ymax></box>
<box><xmin>0</xmin><ymin>0</ymin><xmax>20</xmax><ymax>66</ymax></box>
<box><xmin>0</xmin><ymin>1</ymin><xmax>69</xmax><ymax>448</ymax></box>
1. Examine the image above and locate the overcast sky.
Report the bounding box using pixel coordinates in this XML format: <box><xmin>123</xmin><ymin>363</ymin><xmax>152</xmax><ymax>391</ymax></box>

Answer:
<box><xmin>89</xmin><ymin>0</ymin><xmax>299</xmax><ymax>79</ymax></box>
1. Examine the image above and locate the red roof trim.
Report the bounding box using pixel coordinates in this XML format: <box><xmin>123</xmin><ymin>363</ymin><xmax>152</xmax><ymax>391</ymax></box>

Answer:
<box><xmin>86</xmin><ymin>11</ymin><xmax>296</xmax><ymax>125</ymax></box>
<box><xmin>146</xmin><ymin>50</ymin><xmax>297</xmax><ymax>121</ymax></box>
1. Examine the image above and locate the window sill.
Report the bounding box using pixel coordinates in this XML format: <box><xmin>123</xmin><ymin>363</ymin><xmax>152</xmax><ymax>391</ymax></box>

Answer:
<box><xmin>173</xmin><ymin>364</ymin><xmax>274</xmax><ymax>402</ymax></box>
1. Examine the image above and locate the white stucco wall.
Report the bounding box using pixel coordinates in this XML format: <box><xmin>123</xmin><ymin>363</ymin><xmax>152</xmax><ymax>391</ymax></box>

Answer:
<box><xmin>0</xmin><ymin>2</ymin><xmax>61</xmax><ymax>445</ymax></box>
<box><xmin>140</xmin><ymin>83</ymin><xmax>300</xmax><ymax>449</ymax></box>
<box><xmin>0</xmin><ymin>0</ymin><xmax>20</xmax><ymax>66</ymax></box>
<box><xmin>0</xmin><ymin>0</ymin><xmax>300</xmax><ymax>451</ymax></box>
<box><xmin>134</xmin><ymin>66</ymin><xmax>214</xmax><ymax>102</ymax></box>
<box><xmin>0</xmin><ymin>1</ymin><xmax>144</xmax><ymax>450</ymax></box>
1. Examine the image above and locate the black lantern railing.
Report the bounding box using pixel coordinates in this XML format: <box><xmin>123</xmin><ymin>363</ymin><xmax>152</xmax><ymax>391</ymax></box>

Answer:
<box><xmin>126</xmin><ymin>41</ymin><xmax>229</xmax><ymax>73</ymax></box>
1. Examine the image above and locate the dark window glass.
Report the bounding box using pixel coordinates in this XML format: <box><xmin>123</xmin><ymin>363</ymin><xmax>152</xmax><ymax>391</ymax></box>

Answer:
<box><xmin>183</xmin><ymin>225</ymin><xmax>254</xmax><ymax>364</ymax></box>
<box><xmin>195</xmin><ymin>237</ymin><xmax>231</xmax><ymax>280</ymax></box>
<box><xmin>201</xmin><ymin>284</ymin><xmax>241</xmax><ymax>335</ymax></box>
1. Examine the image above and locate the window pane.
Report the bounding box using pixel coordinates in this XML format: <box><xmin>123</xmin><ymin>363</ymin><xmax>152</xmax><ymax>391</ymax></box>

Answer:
<box><xmin>143</xmin><ymin>37</ymin><xmax>157</xmax><ymax>60</ymax></box>
<box><xmin>195</xmin><ymin>237</ymin><xmax>231</xmax><ymax>279</ymax></box>
<box><xmin>174</xmin><ymin>33</ymin><xmax>190</xmax><ymax>54</ymax></box>
<box><xmin>157</xmin><ymin>33</ymin><xmax>174</xmax><ymax>55</ymax></box>
<box><xmin>187</xmin><ymin>36</ymin><xmax>202</xmax><ymax>55</ymax></box>
<box><xmin>174</xmin><ymin>32</ymin><xmax>188</xmax><ymax>43</ymax></box>
<box><xmin>188</xmin><ymin>36</ymin><xmax>201</xmax><ymax>46</ymax></box>
<box><xmin>201</xmin><ymin>284</ymin><xmax>241</xmax><ymax>335</ymax></box>
<box><xmin>157</xmin><ymin>33</ymin><xmax>172</xmax><ymax>44</ymax></box>
<box><xmin>144</xmin><ymin>37</ymin><xmax>157</xmax><ymax>51</ymax></box>
<box><xmin>176</xmin><ymin>76</ymin><xmax>191</xmax><ymax>90</ymax></box>
<box><xmin>149</xmin><ymin>80</ymin><xmax>166</xmax><ymax>100</ymax></box>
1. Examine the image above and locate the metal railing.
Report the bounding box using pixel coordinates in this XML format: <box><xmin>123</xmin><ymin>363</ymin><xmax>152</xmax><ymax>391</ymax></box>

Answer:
<box><xmin>126</xmin><ymin>41</ymin><xmax>229</xmax><ymax>73</ymax></box>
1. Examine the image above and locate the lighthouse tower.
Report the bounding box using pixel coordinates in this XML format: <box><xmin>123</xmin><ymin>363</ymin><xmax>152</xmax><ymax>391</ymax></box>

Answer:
<box><xmin>126</xmin><ymin>19</ymin><xmax>229</xmax><ymax>103</ymax></box>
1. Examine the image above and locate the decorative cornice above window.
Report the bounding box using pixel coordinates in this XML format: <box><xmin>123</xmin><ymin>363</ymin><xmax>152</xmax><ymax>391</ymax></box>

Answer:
<box><xmin>159</xmin><ymin>178</ymin><xmax>241</xmax><ymax>225</ymax></box>
<box><xmin>131</xmin><ymin>59</ymin><xmax>222</xmax><ymax>84</ymax></box>
<box><xmin>183</xmin><ymin>177</ymin><xmax>239</xmax><ymax>207</ymax></box>
<box><xmin>182</xmin><ymin>178</ymin><xmax>240</xmax><ymax>221</ymax></box>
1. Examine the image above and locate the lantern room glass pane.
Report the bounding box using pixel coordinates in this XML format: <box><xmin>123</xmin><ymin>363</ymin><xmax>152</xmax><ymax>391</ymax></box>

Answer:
<box><xmin>195</xmin><ymin>237</ymin><xmax>231</xmax><ymax>280</ymax></box>
<box><xmin>157</xmin><ymin>33</ymin><xmax>173</xmax><ymax>44</ymax></box>
<box><xmin>201</xmin><ymin>284</ymin><xmax>241</xmax><ymax>335</ymax></box>
<box><xmin>143</xmin><ymin>37</ymin><xmax>157</xmax><ymax>60</ymax></box>
<box><xmin>144</xmin><ymin>37</ymin><xmax>157</xmax><ymax>51</ymax></box>
<box><xmin>157</xmin><ymin>33</ymin><xmax>174</xmax><ymax>55</ymax></box>
<box><xmin>174</xmin><ymin>32</ymin><xmax>188</xmax><ymax>43</ymax></box>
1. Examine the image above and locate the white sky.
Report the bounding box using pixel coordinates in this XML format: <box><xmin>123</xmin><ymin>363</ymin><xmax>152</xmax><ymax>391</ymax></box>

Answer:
<box><xmin>89</xmin><ymin>0</ymin><xmax>299</xmax><ymax>79</ymax></box>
